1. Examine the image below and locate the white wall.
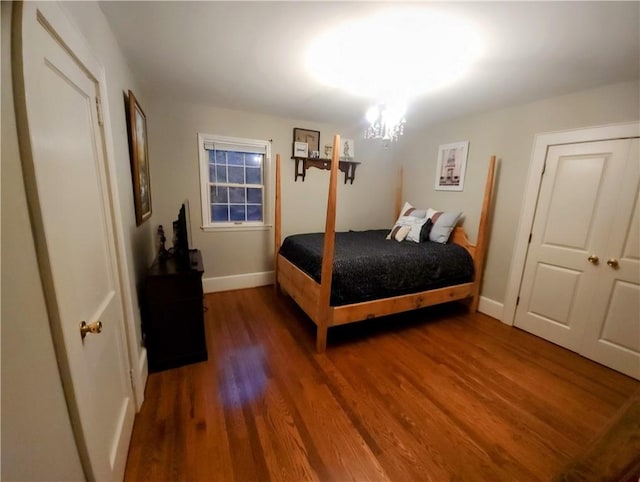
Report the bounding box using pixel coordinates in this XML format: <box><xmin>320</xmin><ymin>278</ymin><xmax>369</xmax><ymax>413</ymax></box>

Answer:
<box><xmin>398</xmin><ymin>80</ymin><xmax>640</xmax><ymax>307</ymax></box>
<box><xmin>1</xmin><ymin>3</ymin><xmax>85</xmax><ymax>480</ymax></box>
<box><xmin>147</xmin><ymin>99</ymin><xmax>398</xmax><ymax>286</ymax></box>
<box><xmin>1</xmin><ymin>2</ymin><xmax>155</xmax><ymax>479</ymax></box>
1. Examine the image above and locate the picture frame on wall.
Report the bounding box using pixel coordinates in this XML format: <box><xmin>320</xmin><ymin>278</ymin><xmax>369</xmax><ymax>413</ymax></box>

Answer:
<box><xmin>340</xmin><ymin>138</ymin><xmax>355</xmax><ymax>160</ymax></box>
<box><xmin>293</xmin><ymin>141</ymin><xmax>309</xmax><ymax>158</ymax></box>
<box><xmin>435</xmin><ymin>141</ymin><xmax>469</xmax><ymax>191</ymax></box>
<box><xmin>126</xmin><ymin>90</ymin><xmax>152</xmax><ymax>225</ymax></box>
<box><xmin>293</xmin><ymin>128</ymin><xmax>320</xmax><ymax>156</ymax></box>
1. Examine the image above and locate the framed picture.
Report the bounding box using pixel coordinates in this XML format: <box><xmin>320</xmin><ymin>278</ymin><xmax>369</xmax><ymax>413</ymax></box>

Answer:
<box><xmin>340</xmin><ymin>138</ymin><xmax>355</xmax><ymax>161</ymax></box>
<box><xmin>323</xmin><ymin>144</ymin><xmax>333</xmax><ymax>159</ymax></box>
<box><xmin>293</xmin><ymin>128</ymin><xmax>320</xmax><ymax>155</ymax></box>
<box><xmin>127</xmin><ymin>90</ymin><xmax>152</xmax><ymax>225</ymax></box>
<box><xmin>293</xmin><ymin>141</ymin><xmax>308</xmax><ymax>158</ymax></box>
<box><xmin>435</xmin><ymin>141</ymin><xmax>469</xmax><ymax>191</ymax></box>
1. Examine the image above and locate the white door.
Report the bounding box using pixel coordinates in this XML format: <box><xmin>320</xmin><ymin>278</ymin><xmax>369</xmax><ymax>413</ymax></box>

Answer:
<box><xmin>581</xmin><ymin>139</ymin><xmax>639</xmax><ymax>377</ymax></box>
<box><xmin>15</xmin><ymin>3</ymin><xmax>135</xmax><ymax>480</ymax></box>
<box><xmin>515</xmin><ymin>139</ymin><xmax>639</xmax><ymax>379</ymax></box>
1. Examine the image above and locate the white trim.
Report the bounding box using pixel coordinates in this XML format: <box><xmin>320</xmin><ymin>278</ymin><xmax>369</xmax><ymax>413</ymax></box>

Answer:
<box><xmin>503</xmin><ymin>121</ymin><xmax>640</xmax><ymax>326</ymax></box>
<box><xmin>133</xmin><ymin>348</ymin><xmax>148</xmax><ymax>408</ymax></box>
<box><xmin>201</xmin><ymin>224</ymin><xmax>272</xmax><ymax>233</ymax></box>
<box><xmin>203</xmin><ymin>271</ymin><xmax>275</xmax><ymax>293</ymax></box>
<box><xmin>477</xmin><ymin>296</ymin><xmax>504</xmax><ymax>321</ymax></box>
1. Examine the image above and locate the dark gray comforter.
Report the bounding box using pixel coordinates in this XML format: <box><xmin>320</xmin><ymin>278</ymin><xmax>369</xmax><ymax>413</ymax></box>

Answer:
<box><xmin>279</xmin><ymin>229</ymin><xmax>474</xmax><ymax>306</ymax></box>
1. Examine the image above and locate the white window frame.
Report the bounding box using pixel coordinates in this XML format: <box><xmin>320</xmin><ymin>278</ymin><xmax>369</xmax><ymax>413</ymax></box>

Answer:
<box><xmin>198</xmin><ymin>133</ymin><xmax>271</xmax><ymax>232</ymax></box>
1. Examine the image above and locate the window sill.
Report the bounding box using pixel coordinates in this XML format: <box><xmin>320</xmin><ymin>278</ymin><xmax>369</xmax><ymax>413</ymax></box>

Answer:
<box><xmin>201</xmin><ymin>224</ymin><xmax>272</xmax><ymax>233</ymax></box>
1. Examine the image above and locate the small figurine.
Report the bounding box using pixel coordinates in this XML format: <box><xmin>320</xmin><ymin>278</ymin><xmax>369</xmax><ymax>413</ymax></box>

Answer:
<box><xmin>157</xmin><ymin>225</ymin><xmax>169</xmax><ymax>260</ymax></box>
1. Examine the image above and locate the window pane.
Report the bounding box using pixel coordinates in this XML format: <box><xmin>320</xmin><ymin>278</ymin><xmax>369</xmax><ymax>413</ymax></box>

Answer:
<box><xmin>215</xmin><ymin>150</ymin><xmax>226</xmax><ymax>164</ymax></box>
<box><xmin>229</xmin><ymin>205</ymin><xmax>245</xmax><ymax>221</ymax></box>
<box><xmin>246</xmin><ymin>167</ymin><xmax>261</xmax><ymax>184</ymax></box>
<box><xmin>209</xmin><ymin>164</ymin><xmax>217</xmax><ymax>182</ymax></box>
<box><xmin>216</xmin><ymin>165</ymin><xmax>227</xmax><ymax>183</ymax></box>
<box><xmin>247</xmin><ymin>205</ymin><xmax>262</xmax><ymax>221</ymax></box>
<box><xmin>246</xmin><ymin>153</ymin><xmax>262</xmax><ymax>167</ymax></box>
<box><xmin>227</xmin><ymin>152</ymin><xmax>243</xmax><ymax>166</ymax></box>
<box><xmin>211</xmin><ymin>186</ymin><xmax>228</xmax><ymax>203</ymax></box>
<box><xmin>212</xmin><ymin>204</ymin><xmax>228</xmax><ymax>222</ymax></box>
<box><xmin>209</xmin><ymin>150</ymin><xmax>216</xmax><ymax>163</ymax></box>
<box><xmin>228</xmin><ymin>166</ymin><xmax>244</xmax><ymax>184</ymax></box>
<box><xmin>247</xmin><ymin>187</ymin><xmax>262</xmax><ymax>204</ymax></box>
<box><xmin>229</xmin><ymin>187</ymin><xmax>245</xmax><ymax>203</ymax></box>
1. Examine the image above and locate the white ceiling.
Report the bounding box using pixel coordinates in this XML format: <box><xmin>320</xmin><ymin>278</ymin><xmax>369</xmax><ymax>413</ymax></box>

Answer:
<box><xmin>99</xmin><ymin>1</ymin><xmax>639</xmax><ymax>130</ymax></box>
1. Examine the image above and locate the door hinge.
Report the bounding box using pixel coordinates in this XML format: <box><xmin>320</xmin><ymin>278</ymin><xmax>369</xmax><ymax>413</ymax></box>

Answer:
<box><xmin>129</xmin><ymin>369</ymin><xmax>135</xmax><ymax>390</ymax></box>
<box><xmin>96</xmin><ymin>97</ymin><xmax>104</xmax><ymax>127</ymax></box>
<box><xmin>516</xmin><ymin>296</ymin><xmax>520</xmax><ymax>306</ymax></box>
<box><xmin>528</xmin><ymin>233</ymin><xmax>532</xmax><ymax>244</ymax></box>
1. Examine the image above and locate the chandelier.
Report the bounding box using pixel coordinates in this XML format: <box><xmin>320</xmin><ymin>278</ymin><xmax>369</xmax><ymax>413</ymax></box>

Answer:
<box><xmin>364</xmin><ymin>103</ymin><xmax>406</xmax><ymax>142</ymax></box>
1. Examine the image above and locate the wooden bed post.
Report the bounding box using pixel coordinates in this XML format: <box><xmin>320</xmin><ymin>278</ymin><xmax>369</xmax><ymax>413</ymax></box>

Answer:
<box><xmin>394</xmin><ymin>166</ymin><xmax>403</xmax><ymax>220</ymax></box>
<box><xmin>470</xmin><ymin>155</ymin><xmax>496</xmax><ymax>312</ymax></box>
<box><xmin>316</xmin><ymin>134</ymin><xmax>340</xmax><ymax>352</ymax></box>
<box><xmin>274</xmin><ymin>153</ymin><xmax>281</xmax><ymax>292</ymax></box>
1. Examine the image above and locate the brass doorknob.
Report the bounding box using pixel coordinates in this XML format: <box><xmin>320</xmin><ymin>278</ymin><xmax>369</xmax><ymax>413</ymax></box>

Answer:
<box><xmin>80</xmin><ymin>320</ymin><xmax>102</xmax><ymax>340</ymax></box>
<box><xmin>587</xmin><ymin>254</ymin><xmax>599</xmax><ymax>264</ymax></box>
<box><xmin>606</xmin><ymin>258</ymin><xmax>619</xmax><ymax>269</ymax></box>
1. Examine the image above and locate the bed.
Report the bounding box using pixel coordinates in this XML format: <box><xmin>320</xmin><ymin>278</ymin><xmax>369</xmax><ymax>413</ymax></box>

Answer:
<box><xmin>274</xmin><ymin>134</ymin><xmax>496</xmax><ymax>352</ymax></box>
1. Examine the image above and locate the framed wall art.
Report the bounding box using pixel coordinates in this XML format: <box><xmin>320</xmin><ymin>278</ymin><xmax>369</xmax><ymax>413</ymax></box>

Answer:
<box><xmin>293</xmin><ymin>128</ymin><xmax>320</xmax><ymax>156</ymax></box>
<box><xmin>127</xmin><ymin>90</ymin><xmax>152</xmax><ymax>225</ymax></box>
<box><xmin>340</xmin><ymin>138</ymin><xmax>355</xmax><ymax>160</ymax></box>
<box><xmin>293</xmin><ymin>141</ymin><xmax>309</xmax><ymax>158</ymax></box>
<box><xmin>434</xmin><ymin>141</ymin><xmax>469</xmax><ymax>191</ymax></box>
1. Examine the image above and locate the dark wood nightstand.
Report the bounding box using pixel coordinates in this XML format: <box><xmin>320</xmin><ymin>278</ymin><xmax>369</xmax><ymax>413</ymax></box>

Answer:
<box><xmin>143</xmin><ymin>250</ymin><xmax>207</xmax><ymax>372</ymax></box>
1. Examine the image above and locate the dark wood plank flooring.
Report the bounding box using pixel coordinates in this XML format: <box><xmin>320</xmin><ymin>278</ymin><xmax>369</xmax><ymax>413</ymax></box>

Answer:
<box><xmin>124</xmin><ymin>286</ymin><xmax>639</xmax><ymax>481</ymax></box>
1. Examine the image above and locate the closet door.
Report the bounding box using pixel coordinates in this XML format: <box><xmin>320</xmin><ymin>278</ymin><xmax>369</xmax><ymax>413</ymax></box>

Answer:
<box><xmin>515</xmin><ymin>140</ymin><xmax>631</xmax><ymax>351</ymax></box>
<box><xmin>580</xmin><ymin>139</ymin><xmax>639</xmax><ymax>379</ymax></box>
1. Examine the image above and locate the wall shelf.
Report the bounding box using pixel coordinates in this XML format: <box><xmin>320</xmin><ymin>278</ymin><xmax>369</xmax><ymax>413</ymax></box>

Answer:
<box><xmin>291</xmin><ymin>157</ymin><xmax>361</xmax><ymax>184</ymax></box>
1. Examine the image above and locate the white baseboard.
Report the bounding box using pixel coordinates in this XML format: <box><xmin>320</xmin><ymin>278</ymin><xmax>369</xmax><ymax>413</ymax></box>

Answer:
<box><xmin>203</xmin><ymin>271</ymin><xmax>274</xmax><ymax>293</ymax></box>
<box><xmin>133</xmin><ymin>347</ymin><xmax>147</xmax><ymax>411</ymax></box>
<box><xmin>477</xmin><ymin>296</ymin><xmax>505</xmax><ymax>322</ymax></box>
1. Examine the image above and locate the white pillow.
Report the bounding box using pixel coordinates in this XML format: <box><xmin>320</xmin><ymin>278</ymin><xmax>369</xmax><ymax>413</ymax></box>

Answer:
<box><xmin>426</xmin><ymin>209</ymin><xmax>462</xmax><ymax>243</ymax></box>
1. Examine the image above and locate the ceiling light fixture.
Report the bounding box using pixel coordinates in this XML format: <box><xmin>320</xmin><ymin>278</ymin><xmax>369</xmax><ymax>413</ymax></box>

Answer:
<box><xmin>306</xmin><ymin>8</ymin><xmax>482</xmax><ymax>143</ymax></box>
<box><xmin>364</xmin><ymin>103</ymin><xmax>406</xmax><ymax>143</ymax></box>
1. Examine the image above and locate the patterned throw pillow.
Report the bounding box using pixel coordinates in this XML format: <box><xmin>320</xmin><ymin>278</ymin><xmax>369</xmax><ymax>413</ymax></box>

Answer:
<box><xmin>387</xmin><ymin>202</ymin><xmax>427</xmax><ymax>243</ymax></box>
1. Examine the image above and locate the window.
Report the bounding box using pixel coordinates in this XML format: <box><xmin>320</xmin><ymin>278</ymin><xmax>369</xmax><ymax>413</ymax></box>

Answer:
<box><xmin>198</xmin><ymin>134</ymin><xmax>270</xmax><ymax>230</ymax></box>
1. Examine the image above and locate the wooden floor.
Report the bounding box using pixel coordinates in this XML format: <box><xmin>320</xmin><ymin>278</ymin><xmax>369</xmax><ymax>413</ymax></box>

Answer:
<box><xmin>124</xmin><ymin>286</ymin><xmax>639</xmax><ymax>482</ymax></box>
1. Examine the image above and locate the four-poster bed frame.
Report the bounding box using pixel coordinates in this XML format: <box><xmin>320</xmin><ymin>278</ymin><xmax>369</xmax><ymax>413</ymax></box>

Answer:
<box><xmin>274</xmin><ymin>134</ymin><xmax>496</xmax><ymax>352</ymax></box>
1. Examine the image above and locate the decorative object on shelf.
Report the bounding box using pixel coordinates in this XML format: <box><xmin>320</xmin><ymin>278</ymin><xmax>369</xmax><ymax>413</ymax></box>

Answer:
<box><xmin>293</xmin><ymin>128</ymin><xmax>320</xmax><ymax>154</ymax></box>
<box><xmin>156</xmin><ymin>225</ymin><xmax>169</xmax><ymax>260</ymax></box>
<box><xmin>364</xmin><ymin>102</ymin><xmax>406</xmax><ymax>143</ymax></box>
<box><xmin>340</xmin><ymin>138</ymin><xmax>355</xmax><ymax>160</ymax></box>
<box><xmin>323</xmin><ymin>144</ymin><xmax>333</xmax><ymax>159</ymax></box>
<box><xmin>126</xmin><ymin>90</ymin><xmax>152</xmax><ymax>225</ymax></box>
<box><xmin>310</xmin><ymin>150</ymin><xmax>320</xmax><ymax>159</ymax></box>
<box><xmin>293</xmin><ymin>141</ymin><xmax>308</xmax><ymax>158</ymax></box>
<box><xmin>435</xmin><ymin>141</ymin><xmax>469</xmax><ymax>191</ymax></box>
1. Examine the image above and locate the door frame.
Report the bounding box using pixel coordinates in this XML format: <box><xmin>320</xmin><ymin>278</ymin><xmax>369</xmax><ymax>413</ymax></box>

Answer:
<box><xmin>503</xmin><ymin>121</ymin><xmax>640</xmax><ymax>326</ymax></box>
<box><xmin>12</xmin><ymin>0</ymin><xmax>145</xmax><ymax>461</ymax></box>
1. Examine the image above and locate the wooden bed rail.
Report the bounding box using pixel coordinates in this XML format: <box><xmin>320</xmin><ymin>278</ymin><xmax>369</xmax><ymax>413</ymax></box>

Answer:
<box><xmin>470</xmin><ymin>155</ymin><xmax>496</xmax><ymax>311</ymax></box>
<box><xmin>274</xmin><ymin>153</ymin><xmax>282</xmax><ymax>292</ymax></box>
<box><xmin>316</xmin><ymin>135</ymin><xmax>341</xmax><ymax>351</ymax></box>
